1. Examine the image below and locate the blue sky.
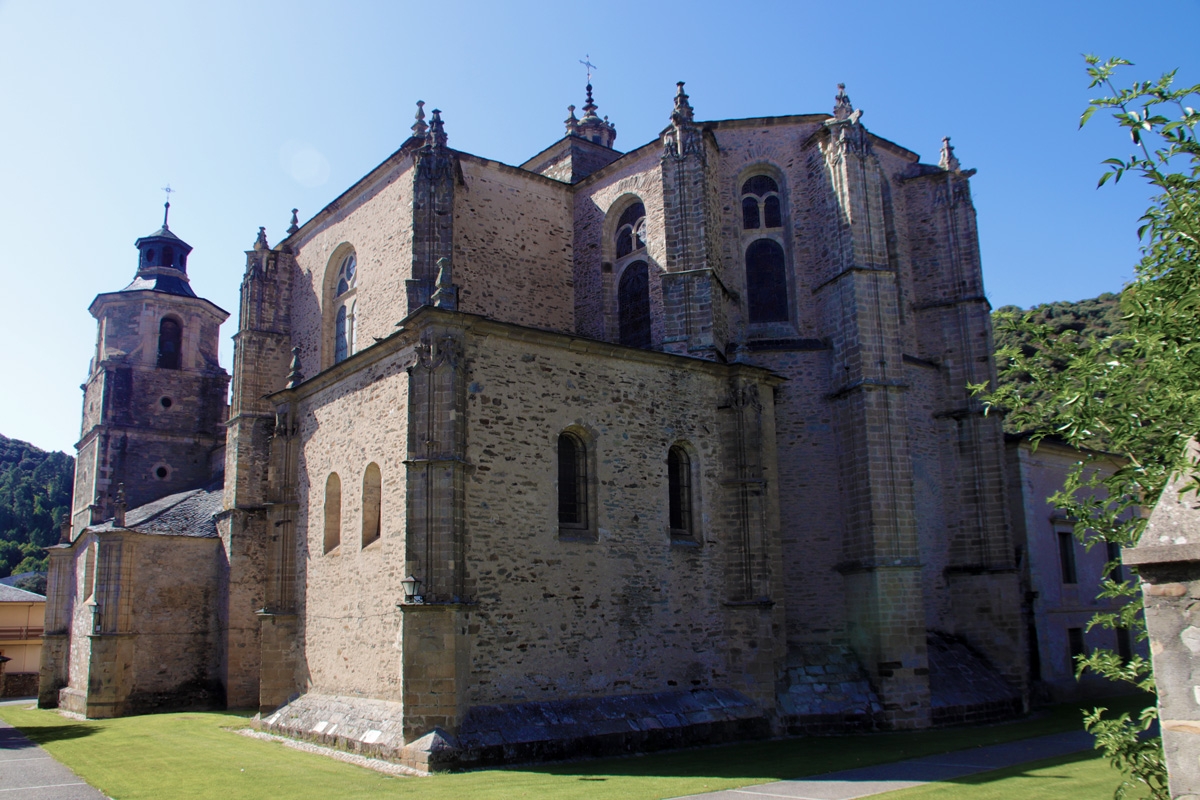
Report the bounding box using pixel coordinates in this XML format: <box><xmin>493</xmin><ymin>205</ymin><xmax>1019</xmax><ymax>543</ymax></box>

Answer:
<box><xmin>1</xmin><ymin>0</ymin><xmax>1197</xmax><ymax>454</ymax></box>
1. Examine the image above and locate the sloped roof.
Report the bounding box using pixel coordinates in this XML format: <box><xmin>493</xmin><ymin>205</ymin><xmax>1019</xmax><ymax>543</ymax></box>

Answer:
<box><xmin>0</xmin><ymin>583</ymin><xmax>45</xmax><ymax>602</ymax></box>
<box><xmin>118</xmin><ymin>274</ymin><xmax>198</xmax><ymax>298</ymax></box>
<box><xmin>90</xmin><ymin>482</ymin><xmax>223</xmax><ymax>539</ymax></box>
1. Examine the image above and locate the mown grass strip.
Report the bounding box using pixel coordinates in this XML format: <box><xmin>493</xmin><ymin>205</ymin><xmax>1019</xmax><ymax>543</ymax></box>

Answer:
<box><xmin>0</xmin><ymin>695</ymin><xmax>1147</xmax><ymax>800</ymax></box>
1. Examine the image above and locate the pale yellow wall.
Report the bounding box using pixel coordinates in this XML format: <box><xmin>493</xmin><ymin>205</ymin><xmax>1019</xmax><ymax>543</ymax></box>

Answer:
<box><xmin>0</xmin><ymin>599</ymin><xmax>44</xmax><ymax>673</ymax></box>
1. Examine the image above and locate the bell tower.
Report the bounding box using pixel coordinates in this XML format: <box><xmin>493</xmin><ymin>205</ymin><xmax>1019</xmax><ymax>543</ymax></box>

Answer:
<box><xmin>70</xmin><ymin>203</ymin><xmax>230</xmax><ymax>536</ymax></box>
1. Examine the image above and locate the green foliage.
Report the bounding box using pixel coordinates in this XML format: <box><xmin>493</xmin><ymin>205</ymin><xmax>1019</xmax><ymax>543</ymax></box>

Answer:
<box><xmin>979</xmin><ymin>57</ymin><xmax>1199</xmax><ymax>800</ymax></box>
<box><xmin>0</xmin><ymin>433</ymin><xmax>73</xmax><ymax>577</ymax></box>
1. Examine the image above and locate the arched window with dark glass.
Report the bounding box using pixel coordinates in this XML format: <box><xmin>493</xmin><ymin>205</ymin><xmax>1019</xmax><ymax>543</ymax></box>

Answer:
<box><xmin>163</xmin><ymin>246</ymin><xmax>175</xmax><ymax>268</ymax></box>
<box><xmin>615</xmin><ymin>202</ymin><xmax>646</xmax><ymax>259</ymax></box>
<box><xmin>746</xmin><ymin>239</ymin><xmax>789</xmax><ymax>323</ymax></box>
<box><xmin>558</xmin><ymin>432</ymin><xmax>587</xmax><ymax>531</ymax></box>
<box><xmin>741</xmin><ymin>175</ymin><xmax>782</xmax><ymax>230</ymax></box>
<box><xmin>331</xmin><ymin>251</ymin><xmax>357</xmax><ymax>364</ymax></box>
<box><xmin>618</xmin><ymin>261</ymin><xmax>651</xmax><ymax>349</ymax></box>
<box><xmin>362</xmin><ymin>463</ymin><xmax>382</xmax><ymax>547</ymax></box>
<box><xmin>324</xmin><ymin>473</ymin><xmax>341</xmax><ymax>554</ymax></box>
<box><xmin>668</xmin><ymin>445</ymin><xmax>693</xmax><ymax>540</ymax></box>
<box><xmin>157</xmin><ymin>317</ymin><xmax>182</xmax><ymax>369</ymax></box>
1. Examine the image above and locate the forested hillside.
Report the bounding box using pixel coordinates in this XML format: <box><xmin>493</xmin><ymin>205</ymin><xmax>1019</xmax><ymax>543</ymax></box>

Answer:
<box><xmin>991</xmin><ymin>292</ymin><xmax>1124</xmax><ymax>434</ymax></box>
<box><xmin>0</xmin><ymin>434</ymin><xmax>73</xmax><ymax>578</ymax></box>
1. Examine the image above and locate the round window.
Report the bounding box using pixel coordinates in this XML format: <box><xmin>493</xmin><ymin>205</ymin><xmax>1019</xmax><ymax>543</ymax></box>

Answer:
<box><xmin>155</xmin><ymin>466</ymin><xmax>169</xmax><ymax>479</ymax></box>
<box><xmin>160</xmin><ymin>397</ymin><xmax>173</xmax><ymax>409</ymax></box>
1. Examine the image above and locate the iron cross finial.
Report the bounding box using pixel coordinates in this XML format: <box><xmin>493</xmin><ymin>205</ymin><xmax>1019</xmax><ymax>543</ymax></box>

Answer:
<box><xmin>162</xmin><ymin>184</ymin><xmax>174</xmax><ymax>227</ymax></box>
<box><xmin>579</xmin><ymin>55</ymin><xmax>597</xmax><ymax>84</ymax></box>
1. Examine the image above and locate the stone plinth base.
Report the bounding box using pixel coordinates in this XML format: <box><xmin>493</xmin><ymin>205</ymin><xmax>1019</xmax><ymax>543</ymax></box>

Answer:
<box><xmin>257</xmin><ymin>688</ymin><xmax>769</xmax><ymax>773</ymax></box>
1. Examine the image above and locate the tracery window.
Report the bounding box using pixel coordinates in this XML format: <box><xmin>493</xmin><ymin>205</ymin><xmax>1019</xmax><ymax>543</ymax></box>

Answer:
<box><xmin>618</xmin><ymin>261</ymin><xmax>651</xmax><ymax>348</ymax></box>
<box><xmin>558</xmin><ymin>432</ymin><xmax>588</xmax><ymax>533</ymax></box>
<box><xmin>362</xmin><ymin>463</ymin><xmax>381</xmax><ymax>547</ymax></box>
<box><xmin>324</xmin><ymin>473</ymin><xmax>341</xmax><ymax>554</ymax></box>
<box><xmin>331</xmin><ymin>252</ymin><xmax>357</xmax><ymax>364</ymax></box>
<box><xmin>613</xmin><ymin>201</ymin><xmax>652</xmax><ymax>349</ymax></box>
<box><xmin>157</xmin><ymin>317</ymin><xmax>182</xmax><ymax>369</ymax></box>
<box><xmin>741</xmin><ymin>175</ymin><xmax>782</xmax><ymax>230</ymax></box>
<box><xmin>745</xmin><ymin>239</ymin><xmax>789</xmax><ymax>323</ymax></box>
<box><xmin>615</xmin><ymin>202</ymin><xmax>646</xmax><ymax>259</ymax></box>
<box><xmin>667</xmin><ymin>445</ymin><xmax>694</xmax><ymax>541</ymax></box>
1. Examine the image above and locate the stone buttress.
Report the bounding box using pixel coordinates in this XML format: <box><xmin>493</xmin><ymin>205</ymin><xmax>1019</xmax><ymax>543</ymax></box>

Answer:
<box><xmin>812</xmin><ymin>88</ymin><xmax>930</xmax><ymax>728</ymax></box>
<box><xmin>223</xmin><ymin>225</ymin><xmax>299</xmax><ymax>711</ymax></box>
<box><xmin>659</xmin><ymin>83</ymin><xmax>730</xmax><ymax>361</ymax></box>
<box><xmin>901</xmin><ymin>138</ymin><xmax>1027</xmax><ymax>701</ymax></box>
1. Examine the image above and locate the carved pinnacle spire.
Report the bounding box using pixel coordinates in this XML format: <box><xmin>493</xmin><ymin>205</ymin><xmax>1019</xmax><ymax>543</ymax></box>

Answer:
<box><xmin>582</xmin><ymin>83</ymin><xmax>597</xmax><ymax>118</ymax></box>
<box><xmin>833</xmin><ymin>83</ymin><xmax>854</xmax><ymax>121</ymax></box>
<box><xmin>426</xmin><ymin>108</ymin><xmax>447</xmax><ymax>150</ymax></box>
<box><xmin>412</xmin><ymin>100</ymin><xmax>428</xmax><ymax>139</ymax></box>
<box><xmin>254</xmin><ymin>226</ymin><xmax>269</xmax><ymax>251</ymax></box>
<box><xmin>672</xmin><ymin>81</ymin><xmax>695</xmax><ymax>126</ymax></box>
<box><xmin>287</xmin><ymin>209</ymin><xmax>299</xmax><ymax>236</ymax></box>
<box><xmin>286</xmin><ymin>347</ymin><xmax>304</xmax><ymax>388</ymax></box>
<box><xmin>565</xmin><ymin>104</ymin><xmax>579</xmax><ymax>136</ymax></box>
<box><xmin>939</xmin><ymin>136</ymin><xmax>961</xmax><ymax>172</ymax></box>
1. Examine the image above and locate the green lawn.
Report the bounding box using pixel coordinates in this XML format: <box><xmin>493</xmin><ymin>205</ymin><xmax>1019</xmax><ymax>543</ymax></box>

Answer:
<box><xmin>0</xmin><ymin>697</ymin><xmax>1147</xmax><ymax>800</ymax></box>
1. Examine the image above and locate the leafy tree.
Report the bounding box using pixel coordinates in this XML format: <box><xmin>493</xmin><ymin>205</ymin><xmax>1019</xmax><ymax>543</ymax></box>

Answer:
<box><xmin>982</xmin><ymin>58</ymin><xmax>1198</xmax><ymax>800</ymax></box>
<box><xmin>0</xmin><ymin>434</ymin><xmax>72</xmax><ymax>577</ymax></box>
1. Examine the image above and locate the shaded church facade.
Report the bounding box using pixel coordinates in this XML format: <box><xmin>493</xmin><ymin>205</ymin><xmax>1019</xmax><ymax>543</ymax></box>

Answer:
<box><xmin>41</xmin><ymin>82</ymin><xmax>1027</xmax><ymax>768</ymax></box>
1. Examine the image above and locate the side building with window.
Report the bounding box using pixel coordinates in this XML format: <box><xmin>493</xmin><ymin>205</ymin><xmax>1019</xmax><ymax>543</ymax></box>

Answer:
<box><xmin>44</xmin><ymin>80</ymin><xmax>1028</xmax><ymax>767</ymax></box>
<box><xmin>1005</xmin><ymin>434</ymin><xmax>1145</xmax><ymax>701</ymax></box>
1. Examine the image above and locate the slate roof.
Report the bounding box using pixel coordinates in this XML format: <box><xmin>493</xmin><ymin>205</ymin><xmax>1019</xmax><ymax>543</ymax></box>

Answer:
<box><xmin>119</xmin><ymin>274</ymin><xmax>198</xmax><ymax>298</ymax></box>
<box><xmin>90</xmin><ymin>482</ymin><xmax>223</xmax><ymax>539</ymax></box>
<box><xmin>0</xmin><ymin>583</ymin><xmax>45</xmax><ymax>602</ymax></box>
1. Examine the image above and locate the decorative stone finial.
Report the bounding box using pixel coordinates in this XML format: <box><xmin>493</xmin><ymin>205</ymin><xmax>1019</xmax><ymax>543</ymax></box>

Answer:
<box><xmin>286</xmin><ymin>347</ymin><xmax>304</xmax><ymax>388</ymax></box>
<box><xmin>939</xmin><ymin>136</ymin><xmax>961</xmax><ymax>173</ymax></box>
<box><xmin>287</xmin><ymin>209</ymin><xmax>300</xmax><ymax>236</ymax></box>
<box><xmin>663</xmin><ymin>81</ymin><xmax>701</xmax><ymax>158</ymax></box>
<box><xmin>565</xmin><ymin>104</ymin><xmax>579</xmax><ymax>136</ymax></box>
<box><xmin>412</xmin><ymin>100</ymin><xmax>428</xmax><ymax>139</ymax></box>
<box><xmin>582</xmin><ymin>84</ymin><xmax>597</xmax><ymax>118</ymax></box>
<box><xmin>113</xmin><ymin>483</ymin><xmax>127</xmax><ymax>528</ymax></box>
<box><xmin>833</xmin><ymin>83</ymin><xmax>854</xmax><ymax>122</ymax></box>
<box><xmin>672</xmin><ymin>81</ymin><xmax>695</xmax><ymax>126</ymax></box>
<box><xmin>254</xmin><ymin>226</ymin><xmax>269</xmax><ymax>251</ymax></box>
<box><xmin>426</xmin><ymin>109</ymin><xmax>448</xmax><ymax>151</ymax></box>
<box><xmin>430</xmin><ymin>257</ymin><xmax>458</xmax><ymax>311</ymax></box>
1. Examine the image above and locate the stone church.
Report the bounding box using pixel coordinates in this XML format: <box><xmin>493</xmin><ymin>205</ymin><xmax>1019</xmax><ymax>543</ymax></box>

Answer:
<box><xmin>40</xmin><ymin>81</ymin><xmax>1027</xmax><ymax>769</ymax></box>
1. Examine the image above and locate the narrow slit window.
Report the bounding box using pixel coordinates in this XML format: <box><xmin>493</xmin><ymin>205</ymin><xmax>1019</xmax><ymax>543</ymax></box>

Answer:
<box><xmin>157</xmin><ymin>318</ymin><xmax>182</xmax><ymax>369</ymax></box>
<box><xmin>558</xmin><ymin>433</ymin><xmax>587</xmax><ymax>530</ymax></box>
<box><xmin>361</xmin><ymin>463</ymin><xmax>381</xmax><ymax>547</ymax></box>
<box><xmin>1058</xmin><ymin>530</ymin><xmax>1078</xmax><ymax>585</ymax></box>
<box><xmin>668</xmin><ymin>446</ymin><xmax>693</xmax><ymax>539</ymax></box>
<box><xmin>324</xmin><ymin>473</ymin><xmax>341</xmax><ymax>554</ymax></box>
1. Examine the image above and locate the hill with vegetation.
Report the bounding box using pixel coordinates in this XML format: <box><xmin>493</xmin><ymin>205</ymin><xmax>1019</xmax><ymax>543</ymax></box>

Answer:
<box><xmin>0</xmin><ymin>434</ymin><xmax>73</xmax><ymax>579</ymax></box>
<box><xmin>991</xmin><ymin>292</ymin><xmax>1124</xmax><ymax>435</ymax></box>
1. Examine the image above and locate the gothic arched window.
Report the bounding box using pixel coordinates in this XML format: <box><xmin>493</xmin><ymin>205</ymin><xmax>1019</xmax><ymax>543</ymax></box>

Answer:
<box><xmin>361</xmin><ymin>463</ymin><xmax>381</xmax><ymax>547</ymax></box>
<box><xmin>330</xmin><ymin>251</ymin><xmax>357</xmax><ymax>365</ymax></box>
<box><xmin>618</xmin><ymin>261</ymin><xmax>651</xmax><ymax>349</ymax></box>
<box><xmin>615</xmin><ymin>202</ymin><xmax>646</xmax><ymax>259</ymax></box>
<box><xmin>741</xmin><ymin>176</ymin><xmax>782</xmax><ymax>230</ymax></box>
<box><xmin>668</xmin><ymin>445</ymin><xmax>694</xmax><ymax>541</ymax></box>
<box><xmin>157</xmin><ymin>317</ymin><xmax>182</xmax><ymax>370</ymax></box>
<box><xmin>324</xmin><ymin>473</ymin><xmax>341</xmax><ymax>554</ymax></box>
<box><xmin>558</xmin><ymin>432</ymin><xmax>588</xmax><ymax>532</ymax></box>
<box><xmin>746</xmin><ymin>239</ymin><xmax>789</xmax><ymax>323</ymax></box>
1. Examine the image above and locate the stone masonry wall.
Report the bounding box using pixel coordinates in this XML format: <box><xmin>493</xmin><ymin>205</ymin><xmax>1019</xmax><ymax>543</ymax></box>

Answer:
<box><xmin>460</xmin><ymin>328</ymin><xmax>782</xmax><ymax>708</ymax></box>
<box><xmin>293</xmin><ymin>354</ymin><xmax>411</xmax><ymax>701</ymax></box>
<box><xmin>453</xmin><ymin>157</ymin><xmax>574</xmax><ymax>334</ymax></box>
<box><xmin>291</xmin><ymin>156</ymin><xmax>416</xmax><ymax>373</ymax></box>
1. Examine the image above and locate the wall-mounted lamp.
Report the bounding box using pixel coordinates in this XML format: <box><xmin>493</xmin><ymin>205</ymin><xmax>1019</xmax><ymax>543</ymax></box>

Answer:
<box><xmin>400</xmin><ymin>575</ymin><xmax>424</xmax><ymax>605</ymax></box>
